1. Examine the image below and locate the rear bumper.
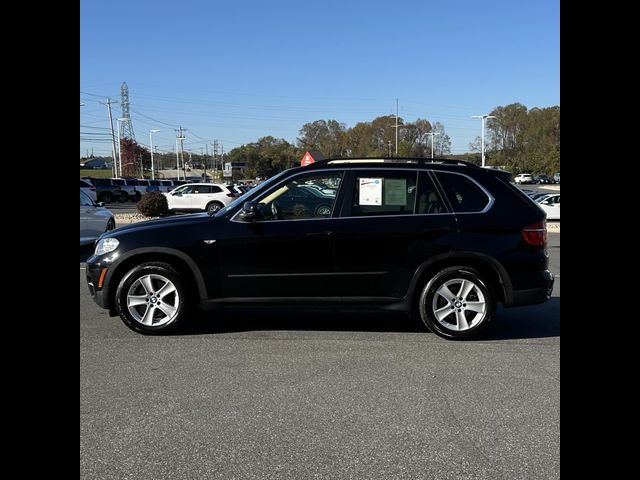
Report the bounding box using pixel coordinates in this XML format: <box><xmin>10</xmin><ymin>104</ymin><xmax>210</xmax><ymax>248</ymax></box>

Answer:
<box><xmin>509</xmin><ymin>270</ymin><xmax>554</xmax><ymax>307</ymax></box>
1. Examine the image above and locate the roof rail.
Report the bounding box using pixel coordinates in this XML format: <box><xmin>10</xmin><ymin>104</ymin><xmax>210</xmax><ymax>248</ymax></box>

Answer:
<box><xmin>308</xmin><ymin>157</ymin><xmax>480</xmax><ymax>168</ymax></box>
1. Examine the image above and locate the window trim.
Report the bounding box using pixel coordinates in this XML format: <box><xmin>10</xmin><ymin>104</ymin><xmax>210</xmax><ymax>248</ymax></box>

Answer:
<box><xmin>230</xmin><ymin>169</ymin><xmax>346</xmax><ymax>223</ymax></box>
<box><xmin>431</xmin><ymin>170</ymin><xmax>495</xmax><ymax>214</ymax></box>
<box><xmin>229</xmin><ymin>167</ymin><xmax>494</xmax><ymax>223</ymax></box>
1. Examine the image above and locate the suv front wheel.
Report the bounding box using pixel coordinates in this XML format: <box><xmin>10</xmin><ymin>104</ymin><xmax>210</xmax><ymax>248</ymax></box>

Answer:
<box><xmin>206</xmin><ymin>201</ymin><xmax>224</xmax><ymax>215</ymax></box>
<box><xmin>115</xmin><ymin>262</ymin><xmax>188</xmax><ymax>334</ymax></box>
<box><xmin>418</xmin><ymin>266</ymin><xmax>496</xmax><ymax>340</ymax></box>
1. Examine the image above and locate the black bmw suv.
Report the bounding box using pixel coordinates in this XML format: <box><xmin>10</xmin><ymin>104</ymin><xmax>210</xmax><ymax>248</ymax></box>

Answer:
<box><xmin>85</xmin><ymin>158</ymin><xmax>554</xmax><ymax>340</ymax></box>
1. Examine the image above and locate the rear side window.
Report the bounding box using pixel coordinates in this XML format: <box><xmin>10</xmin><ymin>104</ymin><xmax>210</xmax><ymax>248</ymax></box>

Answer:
<box><xmin>93</xmin><ymin>178</ymin><xmax>110</xmax><ymax>186</ymax></box>
<box><xmin>349</xmin><ymin>171</ymin><xmax>417</xmax><ymax>216</ymax></box>
<box><xmin>211</xmin><ymin>186</ymin><xmax>222</xmax><ymax>193</ymax></box>
<box><xmin>416</xmin><ymin>173</ymin><xmax>447</xmax><ymax>214</ymax></box>
<box><xmin>435</xmin><ymin>172</ymin><xmax>490</xmax><ymax>213</ymax></box>
<box><xmin>111</xmin><ymin>179</ymin><xmax>125</xmax><ymax>186</ymax></box>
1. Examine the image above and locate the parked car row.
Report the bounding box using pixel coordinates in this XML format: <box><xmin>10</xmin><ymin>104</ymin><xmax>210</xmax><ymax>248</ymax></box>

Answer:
<box><xmin>514</xmin><ymin>173</ymin><xmax>560</xmax><ymax>185</ymax></box>
<box><xmin>522</xmin><ymin>190</ymin><xmax>560</xmax><ymax>221</ymax></box>
<box><xmin>81</xmin><ymin>177</ymin><xmax>189</xmax><ymax>203</ymax></box>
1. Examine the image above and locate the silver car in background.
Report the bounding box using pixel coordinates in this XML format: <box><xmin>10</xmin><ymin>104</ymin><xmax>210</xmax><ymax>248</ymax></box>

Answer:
<box><xmin>80</xmin><ymin>190</ymin><xmax>115</xmax><ymax>245</ymax></box>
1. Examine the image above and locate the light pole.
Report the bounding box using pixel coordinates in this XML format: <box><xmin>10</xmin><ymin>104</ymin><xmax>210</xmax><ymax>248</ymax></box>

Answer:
<box><xmin>149</xmin><ymin>130</ymin><xmax>160</xmax><ymax>179</ymax></box>
<box><xmin>116</xmin><ymin>118</ymin><xmax>127</xmax><ymax>178</ymax></box>
<box><xmin>426</xmin><ymin>132</ymin><xmax>441</xmax><ymax>159</ymax></box>
<box><xmin>389</xmin><ymin>98</ymin><xmax>405</xmax><ymax>156</ymax></box>
<box><xmin>471</xmin><ymin>114</ymin><xmax>496</xmax><ymax>167</ymax></box>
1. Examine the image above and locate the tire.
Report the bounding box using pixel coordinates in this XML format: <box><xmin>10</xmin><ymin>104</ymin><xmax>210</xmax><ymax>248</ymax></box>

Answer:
<box><xmin>105</xmin><ymin>218</ymin><xmax>115</xmax><ymax>232</ymax></box>
<box><xmin>99</xmin><ymin>192</ymin><xmax>113</xmax><ymax>203</ymax></box>
<box><xmin>206</xmin><ymin>201</ymin><xmax>223</xmax><ymax>215</ymax></box>
<box><xmin>418</xmin><ymin>266</ymin><xmax>496</xmax><ymax>340</ymax></box>
<box><xmin>314</xmin><ymin>204</ymin><xmax>332</xmax><ymax>217</ymax></box>
<box><xmin>115</xmin><ymin>262</ymin><xmax>188</xmax><ymax>335</ymax></box>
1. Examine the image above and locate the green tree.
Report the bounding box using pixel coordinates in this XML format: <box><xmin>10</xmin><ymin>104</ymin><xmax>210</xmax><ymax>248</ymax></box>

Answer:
<box><xmin>226</xmin><ymin>137</ymin><xmax>300</xmax><ymax>178</ymax></box>
<box><xmin>431</xmin><ymin>122</ymin><xmax>451</xmax><ymax>156</ymax></box>
<box><xmin>297</xmin><ymin>119</ymin><xmax>346</xmax><ymax>157</ymax></box>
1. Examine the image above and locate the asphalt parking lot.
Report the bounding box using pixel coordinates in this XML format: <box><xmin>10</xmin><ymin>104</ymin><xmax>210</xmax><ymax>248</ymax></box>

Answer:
<box><xmin>80</xmin><ymin>235</ymin><xmax>559</xmax><ymax>480</ymax></box>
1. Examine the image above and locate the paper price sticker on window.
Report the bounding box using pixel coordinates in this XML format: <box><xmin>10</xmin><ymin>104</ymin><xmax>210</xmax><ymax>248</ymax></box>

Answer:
<box><xmin>359</xmin><ymin>178</ymin><xmax>382</xmax><ymax>206</ymax></box>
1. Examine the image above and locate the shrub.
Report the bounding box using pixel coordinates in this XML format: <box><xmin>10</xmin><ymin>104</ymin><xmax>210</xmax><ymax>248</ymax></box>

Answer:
<box><xmin>137</xmin><ymin>191</ymin><xmax>169</xmax><ymax>217</ymax></box>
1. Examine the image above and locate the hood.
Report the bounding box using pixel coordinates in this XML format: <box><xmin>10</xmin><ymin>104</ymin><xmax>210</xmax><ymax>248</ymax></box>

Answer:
<box><xmin>106</xmin><ymin>213</ymin><xmax>212</xmax><ymax>236</ymax></box>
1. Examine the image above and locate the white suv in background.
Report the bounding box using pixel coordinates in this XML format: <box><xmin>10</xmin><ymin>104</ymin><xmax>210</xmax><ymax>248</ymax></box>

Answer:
<box><xmin>164</xmin><ymin>183</ymin><xmax>237</xmax><ymax>214</ymax></box>
<box><xmin>514</xmin><ymin>173</ymin><xmax>534</xmax><ymax>184</ymax></box>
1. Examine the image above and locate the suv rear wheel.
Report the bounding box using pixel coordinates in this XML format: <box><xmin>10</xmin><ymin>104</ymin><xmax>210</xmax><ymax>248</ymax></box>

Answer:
<box><xmin>418</xmin><ymin>266</ymin><xmax>496</xmax><ymax>339</ymax></box>
<box><xmin>115</xmin><ymin>262</ymin><xmax>188</xmax><ymax>334</ymax></box>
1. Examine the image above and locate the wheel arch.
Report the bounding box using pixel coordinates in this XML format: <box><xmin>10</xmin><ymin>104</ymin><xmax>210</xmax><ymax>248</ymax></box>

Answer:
<box><xmin>102</xmin><ymin>248</ymin><xmax>208</xmax><ymax>314</ymax></box>
<box><xmin>405</xmin><ymin>252</ymin><xmax>513</xmax><ymax>308</ymax></box>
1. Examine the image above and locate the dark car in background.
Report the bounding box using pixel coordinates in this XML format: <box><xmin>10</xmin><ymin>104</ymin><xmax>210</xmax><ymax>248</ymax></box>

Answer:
<box><xmin>85</xmin><ymin>157</ymin><xmax>553</xmax><ymax>340</ymax></box>
<box><xmin>533</xmin><ymin>174</ymin><xmax>553</xmax><ymax>184</ymax></box>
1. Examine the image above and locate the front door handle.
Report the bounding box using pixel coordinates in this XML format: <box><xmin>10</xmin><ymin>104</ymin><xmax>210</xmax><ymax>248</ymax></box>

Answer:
<box><xmin>305</xmin><ymin>231</ymin><xmax>334</xmax><ymax>239</ymax></box>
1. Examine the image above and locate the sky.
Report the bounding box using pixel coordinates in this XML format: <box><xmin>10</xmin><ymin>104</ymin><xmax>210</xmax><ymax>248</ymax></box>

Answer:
<box><xmin>80</xmin><ymin>0</ymin><xmax>559</xmax><ymax>159</ymax></box>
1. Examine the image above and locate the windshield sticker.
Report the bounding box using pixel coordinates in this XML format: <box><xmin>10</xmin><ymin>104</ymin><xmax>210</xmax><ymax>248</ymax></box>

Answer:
<box><xmin>359</xmin><ymin>178</ymin><xmax>382</xmax><ymax>205</ymax></box>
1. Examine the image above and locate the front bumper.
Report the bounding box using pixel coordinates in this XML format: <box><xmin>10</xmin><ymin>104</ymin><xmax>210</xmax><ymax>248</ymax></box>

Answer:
<box><xmin>85</xmin><ymin>260</ymin><xmax>111</xmax><ymax>310</ymax></box>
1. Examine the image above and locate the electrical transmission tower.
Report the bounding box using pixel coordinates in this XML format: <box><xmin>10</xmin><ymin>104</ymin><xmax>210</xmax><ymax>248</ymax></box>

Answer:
<box><xmin>120</xmin><ymin>82</ymin><xmax>136</xmax><ymax>140</ymax></box>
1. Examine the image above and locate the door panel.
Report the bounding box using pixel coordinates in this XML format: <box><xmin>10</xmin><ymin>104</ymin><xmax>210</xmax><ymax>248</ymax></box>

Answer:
<box><xmin>332</xmin><ymin>170</ymin><xmax>457</xmax><ymax>298</ymax></box>
<box><xmin>217</xmin><ymin>171</ymin><xmax>345</xmax><ymax>299</ymax></box>
<box><xmin>218</xmin><ymin>219</ymin><xmax>339</xmax><ymax>298</ymax></box>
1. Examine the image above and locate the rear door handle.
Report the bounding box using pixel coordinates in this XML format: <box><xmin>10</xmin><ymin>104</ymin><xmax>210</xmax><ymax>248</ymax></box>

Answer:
<box><xmin>305</xmin><ymin>231</ymin><xmax>334</xmax><ymax>238</ymax></box>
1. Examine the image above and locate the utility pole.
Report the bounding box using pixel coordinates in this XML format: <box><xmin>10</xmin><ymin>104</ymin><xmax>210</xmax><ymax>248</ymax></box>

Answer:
<box><xmin>175</xmin><ymin>127</ymin><xmax>186</xmax><ymax>180</ymax></box>
<box><xmin>388</xmin><ymin>140</ymin><xmax>392</xmax><ymax>157</ymax></box>
<box><xmin>100</xmin><ymin>98</ymin><xmax>119</xmax><ymax>177</ymax></box>
<box><xmin>213</xmin><ymin>140</ymin><xmax>219</xmax><ymax>182</ymax></box>
<box><xmin>204</xmin><ymin>143</ymin><xmax>208</xmax><ymax>180</ymax></box>
<box><xmin>390</xmin><ymin>99</ymin><xmax>404</xmax><ymax>157</ymax></box>
<box><xmin>149</xmin><ymin>129</ymin><xmax>159</xmax><ymax>180</ymax></box>
<box><xmin>395</xmin><ymin>98</ymin><xmax>398</xmax><ymax>156</ymax></box>
<box><xmin>175</xmin><ymin>137</ymin><xmax>180</xmax><ymax>180</ymax></box>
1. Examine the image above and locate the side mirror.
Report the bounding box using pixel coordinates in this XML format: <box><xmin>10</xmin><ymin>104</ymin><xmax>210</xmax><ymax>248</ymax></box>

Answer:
<box><xmin>240</xmin><ymin>201</ymin><xmax>258</xmax><ymax>222</ymax></box>
<box><xmin>97</xmin><ymin>202</ymin><xmax>105</xmax><ymax>207</ymax></box>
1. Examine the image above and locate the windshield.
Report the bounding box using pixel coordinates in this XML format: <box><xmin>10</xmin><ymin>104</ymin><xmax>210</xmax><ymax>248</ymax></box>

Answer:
<box><xmin>215</xmin><ymin>170</ymin><xmax>289</xmax><ymax>217</ymax></box>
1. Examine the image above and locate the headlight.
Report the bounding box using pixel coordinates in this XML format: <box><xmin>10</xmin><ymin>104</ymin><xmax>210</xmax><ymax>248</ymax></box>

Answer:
<box><xmin>95</xmin><ymin>238</ymin><xmax>119</xmax><ymax>256</ymax></box>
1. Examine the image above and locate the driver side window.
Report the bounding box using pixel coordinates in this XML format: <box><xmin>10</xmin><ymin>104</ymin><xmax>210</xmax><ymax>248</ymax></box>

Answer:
<box><xmin>255</xmin><ymin>172</ymin><xmax>343</xmax><ymax>221</ymax></box>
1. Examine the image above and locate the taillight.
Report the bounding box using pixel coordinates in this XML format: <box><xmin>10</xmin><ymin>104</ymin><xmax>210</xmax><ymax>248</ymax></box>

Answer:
<box><xmin>522</xmin><ymin>220</ymin><xmax>547</xmax><ymax>247</ymax></box>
